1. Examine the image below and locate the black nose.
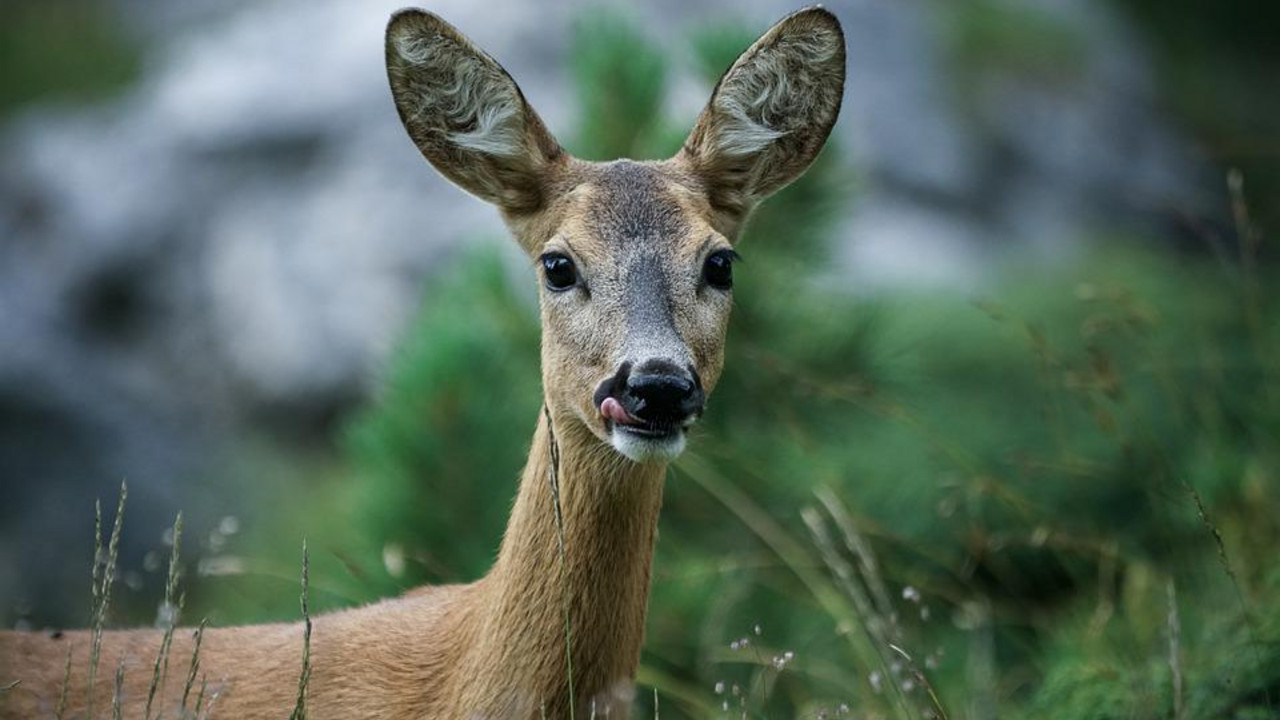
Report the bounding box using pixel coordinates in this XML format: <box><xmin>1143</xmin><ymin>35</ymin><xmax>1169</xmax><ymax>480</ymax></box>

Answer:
<box><xmin>623</xmin><ymin>361</ymin><xmax>704</xmax><ymax>426</ymax></box>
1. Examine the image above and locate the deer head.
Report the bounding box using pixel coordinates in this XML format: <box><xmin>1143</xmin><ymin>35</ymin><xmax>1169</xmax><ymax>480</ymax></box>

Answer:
<box><xmin>386</xmin><ymin>7</ymin><xmax>844</xmax><ymax>463</ymax></box>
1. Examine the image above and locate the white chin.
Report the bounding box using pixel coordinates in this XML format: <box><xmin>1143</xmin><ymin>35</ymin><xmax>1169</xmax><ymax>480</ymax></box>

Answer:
<box><xmin>610</xmin><ymin>428</ymin><xmax>687</xmax><ymax>463</ymax></box>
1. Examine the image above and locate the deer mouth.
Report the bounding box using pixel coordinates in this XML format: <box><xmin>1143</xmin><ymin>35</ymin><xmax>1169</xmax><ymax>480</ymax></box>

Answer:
<box><xmin>599</xmin><ymin>396</ymin><xmax>691</xmax><ymax>462</ymax></box>
<box><xmin>600</xmin><ymin>397</ymin><xmax>682</xmax><ymax>437</ymax></box>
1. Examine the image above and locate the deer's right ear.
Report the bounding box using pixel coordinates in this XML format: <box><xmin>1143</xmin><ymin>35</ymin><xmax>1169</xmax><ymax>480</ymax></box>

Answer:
<box><xmin>679</xmin><ymin>7</ymin><xmax>845</xmax><ymax>222</ymax></box>
<box><xmin>386</xmin><ymin>10</ymin><xmax>563</xmax><ymax>214</ymax></box>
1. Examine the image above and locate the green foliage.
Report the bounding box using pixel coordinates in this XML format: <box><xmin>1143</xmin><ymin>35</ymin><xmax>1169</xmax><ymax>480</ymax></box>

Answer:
<box><xmin>343</xmin><ymin>248</ymin><xmax>542</xmax><ymax>584</ymax></box>
<box><xmin>568</xmin><ymin>9</ymin><xmax>671</xmax><ymax>160</ymax></box>
<box><xmin>689</xmin><ymin>24</ymin><xmax>756</xmax><ymax>85</ymax></box>
<box><xmin>1112</xmin><ymin>0</ymin><xmax>1280</xmax><ymax>232</ymax></box>
<box><xmin>0</xmin><ymin>1</ymin><xmax>142</xmax><ymax>114</ymax></box>
<box><xmin>938</xmin><ymin>0</ymin><xmax>1088</xmax><ymax>86</ymax></box>
<box><xmin>1017</xmin><ymin>564</ymin><xmax>1280</xmax><ymax>720</ymax></box>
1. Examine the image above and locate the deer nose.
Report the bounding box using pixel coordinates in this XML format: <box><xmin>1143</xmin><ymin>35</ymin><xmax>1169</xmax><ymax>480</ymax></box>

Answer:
<box><xmin>623</xmin><ymin>360</ymin><xmax>704</xmax><ymax>426</ymax></box>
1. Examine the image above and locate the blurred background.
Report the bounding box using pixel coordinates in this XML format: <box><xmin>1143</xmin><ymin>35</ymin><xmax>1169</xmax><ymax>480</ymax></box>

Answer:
<box><xmin>2</xmin><ymin>0</ymin><xmax>1278</xmax><ymax>717</ymax></box>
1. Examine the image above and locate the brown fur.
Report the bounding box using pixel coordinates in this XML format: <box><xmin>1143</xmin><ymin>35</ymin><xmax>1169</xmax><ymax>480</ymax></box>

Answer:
<box><xmin>0</xmin><ymin>7</ymin><xmax>844</xmax><ymax>718</ymax></box>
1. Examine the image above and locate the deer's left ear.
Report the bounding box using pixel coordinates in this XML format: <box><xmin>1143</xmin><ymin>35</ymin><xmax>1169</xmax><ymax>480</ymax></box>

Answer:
<box><xmin>386</xmin><ymin>9</ymin><xmax>564</xmax><ymax>215</ymax></box>
<box><xmin>679</xmin><ymin>7</ymin><xmax>845</xmax><ymax>218</ymax></box>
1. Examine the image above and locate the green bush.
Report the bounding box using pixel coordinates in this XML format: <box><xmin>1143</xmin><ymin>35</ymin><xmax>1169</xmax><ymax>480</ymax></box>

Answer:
<box><xmin>0</xmin><ymin>1</ymin><xmax>141</xmax><ymax>114</ymax></box>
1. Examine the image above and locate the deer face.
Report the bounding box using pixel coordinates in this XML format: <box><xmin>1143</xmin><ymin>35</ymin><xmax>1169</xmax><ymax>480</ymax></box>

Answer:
<box><xmin>386</xmin><ymin>7</ymin><xmax>844</xmax><ymax>462</ymax></box>
<box><xmin>529</xmin><ymin>161</ymin><xmax>734</xmax><ymax>462</ymax></box>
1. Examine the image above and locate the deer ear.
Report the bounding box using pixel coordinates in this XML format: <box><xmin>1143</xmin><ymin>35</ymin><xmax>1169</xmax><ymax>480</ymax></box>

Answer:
<box><xmin>679</xmin><ymin>7</ymin><xmax>845</xmax><ymax>218</ymax></box>
<box><xmin>386</xmin><ymin>10</ymin><xmax>564</xmax><ymax>214</ymax></box>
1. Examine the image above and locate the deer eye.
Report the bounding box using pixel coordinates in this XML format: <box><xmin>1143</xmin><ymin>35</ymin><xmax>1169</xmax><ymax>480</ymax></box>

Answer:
<box><xmin>703</xmin><ymin>249</ymin><xmax>738</xmax><ymax>290</ymax></box>
<box><xmin>541</xmin><ymin>253</ymin><xmax>578</xmax><ymax>291</ymax></box>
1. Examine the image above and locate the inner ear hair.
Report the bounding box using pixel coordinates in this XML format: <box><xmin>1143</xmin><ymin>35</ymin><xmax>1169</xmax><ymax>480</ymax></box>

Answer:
<box><xmin>386</xmin><ymin>10</ymin><xmax>563</xmax><ymax>213</ymax></box>
<box><xmin>680</xmin><ymin>7</ymin><xmax>845</xmax><ymax>216</ymax></box>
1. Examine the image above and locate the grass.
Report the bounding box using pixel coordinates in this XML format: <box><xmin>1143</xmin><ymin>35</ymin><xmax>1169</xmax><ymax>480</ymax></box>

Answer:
<box><xmin>55</xmin><ymin>642</ymin><xmax>72</xmax><ymax>719</ymax></box>
<box><xmin>288</xmin><ymin>541</ymin><xmax>312</xmax><ymax>720</ymax></box>
<box><xmin>144</xmin><ymin>513</ymin><xmax>184</xmax><ymax>720</ymax></box>
<box><xmin>88</xmin><ymin>482</ymin><xmax>127</xmax><ymax>720</ymax></box>
<box><xmin>35</xmin><ymin>489</ymin><xmax>283</xmax><ymax>720</ymax></box>
<box><xmin>178</xmin><ymin>618</ymin><xmax>207</xmax><ymax>717</ymax></box>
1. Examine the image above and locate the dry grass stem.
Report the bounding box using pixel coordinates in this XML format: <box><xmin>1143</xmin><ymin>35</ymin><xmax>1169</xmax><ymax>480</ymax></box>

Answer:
<box><xmin>802</xmin><ymin>505</ymin><xmax>916</xmax><ymax>719</ymax></box>
<box><xmin>112</xmin><ymin>659</ymin><xmax>125</xmax><ymax>720</ymax></box>
<box><xmin>146</xmin><ymin>512</ymin><xmax>184</xmax><ymax>720</ymax></box>
<box><xmin>289</xmin><ymin>540</ymin><xmax>312</xmax><ymax>720</ymax></box>
<box><xmin>179</xmin><ymin>619</ymin><xmax>207</xmax><ymax>717</ymax></box>
<box><xmin>55</xmin><ymin>642</ymin><xmax>73</xmax><ymax>720</ymax></box>
<box><xmin>192</xmin><ymin>674</ymin><xmax>207</xmax><ymax>720</ymax></box>
<box><xmin>888</xmin><ymin>644</ymin><xmax>947</xmax><ymax>720</ymax></box>
<box><xmin>88</xmin><ymin>481</ymin><xmax>128</xmax><ymax>720</ymax></box>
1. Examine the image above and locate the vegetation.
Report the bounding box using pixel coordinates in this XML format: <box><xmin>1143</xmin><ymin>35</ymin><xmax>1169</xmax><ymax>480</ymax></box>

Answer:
<box><xmin>0</xmin><ymin>1</ymin><xmax>142</xmax><ymax>113</ymax></box>
<box><xmin>15</xmin><ymin>6</ymin><xmax>1280</xmax><ymax>719</ymax></box>
<box><xmin>1113</xmin><ymin>0</ymin><xmax>1280</xmax><ymax>232</ymax></box>
<box><xmin>185</xmin><ymin>11</ymin><xmax>1280</xmax><ymax>718</ymax></box>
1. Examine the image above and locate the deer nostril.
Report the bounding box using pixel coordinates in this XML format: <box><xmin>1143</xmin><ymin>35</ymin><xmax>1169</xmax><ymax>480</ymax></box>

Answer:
<box><xmin>593</xmin><ymin>361</ymin><xmax>632</xmax><ymax>411</ymax></box>
<box><xmin>625</xmin><ymin>374</ymin><xmax>702</xmax><ymax>424</ymax></box>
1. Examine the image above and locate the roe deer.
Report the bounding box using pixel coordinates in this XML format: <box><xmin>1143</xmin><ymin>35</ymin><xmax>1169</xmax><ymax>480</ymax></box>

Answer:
<box><xmin>0</xmin><ymin>6</ymin><xmax>844</xmax><ymax>718</ymax></box>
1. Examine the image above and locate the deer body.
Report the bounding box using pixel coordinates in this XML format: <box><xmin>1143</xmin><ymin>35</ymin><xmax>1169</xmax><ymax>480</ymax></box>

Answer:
<box><xmin>3</xmin><ymin>413</ymin><xmax>659</xmax><ymax>718</ymax></box>
<box><xmin>2</xmin><ymin>7</ymin><xmax>844</xmax><ymax>718</ymax></box>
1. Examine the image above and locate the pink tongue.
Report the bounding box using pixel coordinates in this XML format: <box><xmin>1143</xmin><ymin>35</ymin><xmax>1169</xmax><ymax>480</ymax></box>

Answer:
<box><xmin>600</xmin><ymin>397</ymin><xmax>633</xmax><ymax>425</ymax></box>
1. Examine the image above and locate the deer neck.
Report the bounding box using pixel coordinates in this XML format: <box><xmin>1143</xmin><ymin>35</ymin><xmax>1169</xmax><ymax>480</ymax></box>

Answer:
<box><xmin>459</xmin><ymin>407</ymin><xmax>666</xmax><ymax>716</ymax></box>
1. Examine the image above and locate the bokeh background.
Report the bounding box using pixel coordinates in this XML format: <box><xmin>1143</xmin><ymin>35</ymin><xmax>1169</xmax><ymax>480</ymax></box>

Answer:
<box><xmin>2</xmin><ymin>0</ymin><xmax>1278</xmax><ymax>717</ymax></box>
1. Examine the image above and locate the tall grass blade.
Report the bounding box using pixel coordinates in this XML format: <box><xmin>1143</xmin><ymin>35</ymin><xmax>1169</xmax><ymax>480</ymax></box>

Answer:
<box><xmin>289</xmin><ymin>541</ymin><xmax>312</xmax><ymax>720</ymax></box>
<box><xmin>677</xmin><ymin>454</ymin><xmax>919</xmax><ymax>719</ymax></box>
<box><xmin>635</xmin><ymin>666</ymin><xmax>719</xmax><ymax>718</ymax></box>
<box><xmin>888</xmin><ymin>644</ymin><xmax>948</xmax><ymax>720</ymax></box>
<box><xmin>55</xmin><ymin>641</ymin><xmax>73</xmax><ymax>720</ymax></box>
<box><xmin>815</xmin><ymin>487</ymin><xmax>896</xmax><ymax>621</ymax></box>
<box><xmin>199</xmin><ymin>685</ymin><xmax>222</xmax><ymax>720</ymax></box>
<box><xmin>146</xmin><ymin>512</ymin><xmax>184</xmax><ymax>720</ymax></box>
<box><xmin>192</xmin><ymin>674</ymin><xmax>207</xmax><ymax>720</ymax></box>
<box><xmin>111</xmin><ymin>659</ymin><xmax>125</xmax><ymax>720</ymax></box>
<box><xmin>802</xmin><ymin>505</ymin><xmax>916</xmax><ymax>718</ymax></box>
<box><xmin>1178</xmin><ymin>475</ymin><xmax>1273</xmax><ymax>712</ymax></box>
<box><xmin>88</xmin><ymin>481</ymin><xmax>127</xmax><ymax>720</ymax></box>
<box><xmin>179</xmin><ymin>619</ymin><xmax>206</xmax><ymax>717</ymax></box>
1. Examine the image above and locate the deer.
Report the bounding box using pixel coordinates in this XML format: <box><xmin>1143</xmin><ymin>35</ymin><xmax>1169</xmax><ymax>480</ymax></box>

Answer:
<box><xmin>0</xmin><ymin>6</ymin><xmax>844</xmax><ymax>718</ymax></box>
